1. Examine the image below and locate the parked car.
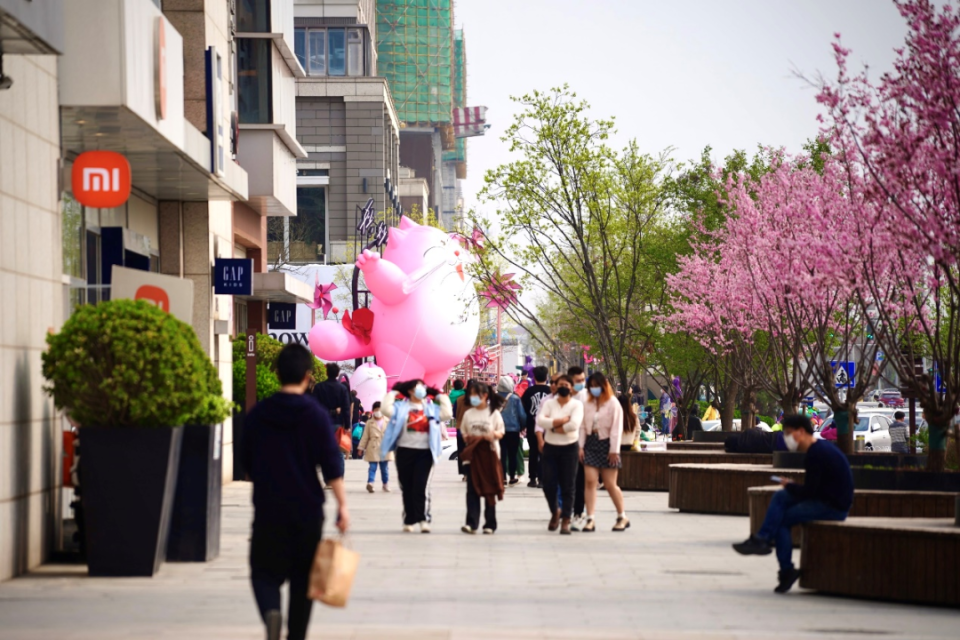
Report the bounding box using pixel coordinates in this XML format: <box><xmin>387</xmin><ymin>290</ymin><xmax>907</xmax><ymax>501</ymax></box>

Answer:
<box><xmin>876</xmin><ymin>389</ymin><xmax>905</xmax><ymax>409</ymax></box>
<box><xmin>817</xmin><ymin>412</ymin><xmax>893</xmax><ymax>451</ymax></box>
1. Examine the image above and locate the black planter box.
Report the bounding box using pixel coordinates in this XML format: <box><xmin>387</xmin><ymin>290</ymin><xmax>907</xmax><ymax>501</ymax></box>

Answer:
<box><xmin>167</xmin><ymin>424</ymin><xmax>222</xmax><ymax>562</ymax></box>
<box><xmin>693</xmin><ymin>431</ymin><xmax>734</xmax><ymax>443</ymax></box>
<box><xmin>232</xmin><ymin>408</ymin><xmax>246</xmax><ymax>481</ymax></box>
<box><xmin>80</xmin><ymin>426</ymin><xmax>183</xmax><ymax>577</ymax></box>
<box><xmin>851</xmin><ymin>467</ymin><xmax>960</xmax><ymax>492</ymax></box>
<box><xmin>773</xmin><ymin>451</ymin><xmax>929</xmax><ymax>470</ymax></box>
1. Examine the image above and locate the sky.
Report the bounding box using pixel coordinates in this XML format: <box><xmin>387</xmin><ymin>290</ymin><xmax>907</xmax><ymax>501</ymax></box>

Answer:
<box><xmin>455</xmin><ymin>0</ymin><xmax>910</xmax><ymax>210</ymax></box>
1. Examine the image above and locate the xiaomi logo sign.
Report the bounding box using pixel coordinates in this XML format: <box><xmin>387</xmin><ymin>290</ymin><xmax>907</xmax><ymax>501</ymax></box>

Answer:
<box><xmin>72</xmin><ymin>151</ymin><xmax>132</xmax><ymax>208</ymax></box>
<box><xmin>135</xmin><ymin>285</ymin><xmax>170</xmax><ymax>313</ymax></box>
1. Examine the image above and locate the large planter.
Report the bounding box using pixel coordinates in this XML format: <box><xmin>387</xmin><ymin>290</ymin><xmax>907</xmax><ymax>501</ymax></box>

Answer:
<box><xmin>232</xmin><ymin>408</ymin><xmax>246</xmax><ymax>481</ymax></box>
<box><xmin>80</xmin><ymin>426</ymin><xmax>183</xmax><ymax>577</ymax></box>
<box><xmin>167</xmin><ymin>424</ymin><xmax>222</xmax><ymax>562</ymax></box>
<box><xmin>851</xmin><ymin>467</ymin><xmax>960</xmax><ymax>492</ymax></box>
<box><xmin>773</xmin><ymin>451</ymin><xmax>929</xmax><ymax>470</ymax></box>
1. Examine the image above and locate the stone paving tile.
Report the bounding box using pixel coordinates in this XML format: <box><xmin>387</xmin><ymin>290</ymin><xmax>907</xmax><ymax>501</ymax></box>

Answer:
<box><xmin>0</xmin><ymin>459</ymin><xmax>957</xmax><ymax>640</ymax></box>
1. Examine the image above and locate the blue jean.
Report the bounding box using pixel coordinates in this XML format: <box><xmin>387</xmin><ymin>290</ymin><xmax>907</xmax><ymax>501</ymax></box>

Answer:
<box><xmin>367</xmin><ymin>461</ymin><xmax>389</xmax><ymax>484</ymax></box>
<box><xmin>757</xmin><ymin>489</ymin><xmax>847</xmax><ymax>571</ymax></box>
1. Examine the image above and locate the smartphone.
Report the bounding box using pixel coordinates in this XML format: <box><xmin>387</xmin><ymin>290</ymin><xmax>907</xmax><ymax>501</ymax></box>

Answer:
<box><xmin>770</xmin><ymin>475</ymin><xmax>783</xmax><ymax>483</ymax></box>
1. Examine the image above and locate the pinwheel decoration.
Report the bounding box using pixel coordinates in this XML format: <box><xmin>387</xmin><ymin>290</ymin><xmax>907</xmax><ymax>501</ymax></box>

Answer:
<box><xmin>480</xmin><ymin>271</ymin><xmax>521</xmax><ymax>310</ymax></box>
<box><xmin>453</xmin><ymin>227</ymin><xmax>485</xmax><ymax>253</ymax></box>
<box><xmin>468</xmin><ymin>344</ymin><xmax>490</xmax><ymax>371</ymax></box>
<box><xmin>307</xmin><ymin>281</ymin><xmax>338</xmax><ymax>320</ymax></box>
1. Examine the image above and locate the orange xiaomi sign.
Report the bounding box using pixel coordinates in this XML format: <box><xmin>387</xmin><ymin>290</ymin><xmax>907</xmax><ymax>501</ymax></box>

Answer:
<box><xmin>72</xmin><ymin>151</ymin><xmax>132</xmax><ymax>208</ymax></box>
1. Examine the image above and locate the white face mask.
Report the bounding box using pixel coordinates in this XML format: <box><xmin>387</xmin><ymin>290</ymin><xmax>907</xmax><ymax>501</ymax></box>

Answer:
<box><xmin>784</xmin><ymin>432</ymin><xmax>799</xmax><ymax>452</ymax></box>
<box><xmin>373</xmin><ymin>410</ymin><xmax>382</xmax><ymax>418</ymax></box>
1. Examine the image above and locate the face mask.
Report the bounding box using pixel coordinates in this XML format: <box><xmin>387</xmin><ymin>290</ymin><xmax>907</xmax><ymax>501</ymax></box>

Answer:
<box><xmin>574</xmin><ymin>382</ymin><xmax>585</xmax><ymax>392</ymax></box>
<box><xmin>373</xmin><ymin>411</ymin><xmax>382</xmax><ymax>418</ymax></box>
<box><xmin>589</xmin><ymin>387</ymin><xmax>602</xmax><ymax>398</ymax></box>
<box><xmin>784</xmin><ymin>432</ymin><xmax>799</xmax><ymax>452</ymax></box>
<box><xmin>469</xmin><ymin>395</ymin><xmax>481</xmax><ymax>407</ymax></box>
<box><xmin>557</xmin><ymin>387</ymin><xmax>571</xmax><ymax>398</ymax></box>
<box><xmin>414</xmin><ymin>384</ymin><xmax>427</xmax><ymax>399</ymax></box>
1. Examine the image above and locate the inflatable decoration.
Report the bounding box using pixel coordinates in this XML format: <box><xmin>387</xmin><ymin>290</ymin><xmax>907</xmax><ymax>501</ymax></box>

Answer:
<box><xmin>309</xmin><ymin>216</ymin><xmax>480</xmax><ymax>388</ymax></box>
<box><xmin>350</xmin><ymin>362</ymin><xmax>388</xmax><ymax>412</ymax></box>
<box><xmin>521</xmin><ymin>355</ymin><xmax>535</xmax><ymax>383</ymax></box>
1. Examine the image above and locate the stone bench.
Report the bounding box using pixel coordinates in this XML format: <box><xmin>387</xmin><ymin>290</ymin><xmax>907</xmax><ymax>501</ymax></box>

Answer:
<box><xmin>666</xmin><ymin>441</ymin><xmax>726</xmax><ymax>451</ymax></box>
<box><xmin>800</xmin><ymin>518</ymin><xmax>960</xmax><ymax>607</ymax></box>
<box><xmin>748</xmin><ymin>485</ymin><xmax>958</xmax><ymax>546</ymax></box>
<box><xmin>619</xmin><ymin>452</ymin><xmax>772</xmax><ymax>492</ymax></box>
<box><xmin>668</xmin><ymin>464</ymin><xmax>795</xmax><ymax>514</ymax></box>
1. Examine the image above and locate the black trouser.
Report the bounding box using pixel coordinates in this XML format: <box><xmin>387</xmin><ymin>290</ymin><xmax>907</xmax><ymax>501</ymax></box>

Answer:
<box><xmin>465</xmin><ymin>466</ymin><xmax>497</xmax><ymax>531</ymax></box>
<box><xmin>502</xmin><ymin>432</ymin><xmax>521</xmax><ymax>478</ymax></box>
<box><xmin>541</xmin><ymin>442</ymin><xmax>579</xmax><ymax>519</ymax></box>
<box><xmin>526</xmin><ymin>430</ymin><xmax>541</xmax><ymax>482</ymax></box>
<box><xmin>250</xmin><ymin>518</ymin><xmax>322</xmax><ymax>640</ymax></box>
<box><xmin>395</xmin><ymin>446</ymin><xmax>434</xmax><ymax>525</ymax></box>
<box><xmin>456</xmin><ymin>430</ymin><xmax>466</xmax><ymax>475</ymax></box>
<box><xmin>574</xmin><ymin>461</ymin><xmax>586</xmax><ymax>516</ymax></box>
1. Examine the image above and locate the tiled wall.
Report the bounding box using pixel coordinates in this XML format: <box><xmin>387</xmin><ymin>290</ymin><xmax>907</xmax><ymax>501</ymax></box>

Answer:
<box><xmin>0</xmin><ymin>54</ymin><xmax>64</xmax><ymax>581</ymax></box>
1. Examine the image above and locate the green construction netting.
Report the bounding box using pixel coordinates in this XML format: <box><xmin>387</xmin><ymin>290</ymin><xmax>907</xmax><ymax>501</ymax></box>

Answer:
<box><xmin>442</xmin><ymin>138</ymin><xmax>465</xmax><ymax>163</ymax></box>
<box><xmin>377</xmin><ymin>0</ymin><xmax>454</xmax><ymax>125</ymax></box>
<box><xmin>453</xmin><ymin>29</ymin><xmax>465</xmax><ymax>108</ymax></box>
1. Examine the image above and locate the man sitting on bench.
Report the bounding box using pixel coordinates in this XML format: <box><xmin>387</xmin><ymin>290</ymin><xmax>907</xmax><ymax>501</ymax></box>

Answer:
<box><xmin>733</xmin><ymin>414</ymin><xmax>853</xmax><ymax>593</ymax></box>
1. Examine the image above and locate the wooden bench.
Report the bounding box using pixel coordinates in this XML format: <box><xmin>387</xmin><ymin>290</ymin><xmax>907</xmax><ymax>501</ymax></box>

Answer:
<box><xmin>748</xmin><ymin>486</ymin><xmax>958</xmax><ymax>546</ymax></box>
<box><xmin>800</xmin><ymin>518</ymin><xmax>960</xmax><ymax>607</ymax></box>
<box><xmin>619</xmin><ymin>452</ymin><xmax>772</xmax><ymax>492</ymax></box>
<box><xmin>668</xmin><ymin>463</ymin><xmax>795</xmax><ymax>514</ymax></box>
<box><xmin>666</xmin><ymin>441</ymin><xmax>726</xmax><ymax>451</ymax></box>
<box><xmin>692</xmin><ymin>431</ymin><xmax>735</xmax><ymax>443</ymax></box>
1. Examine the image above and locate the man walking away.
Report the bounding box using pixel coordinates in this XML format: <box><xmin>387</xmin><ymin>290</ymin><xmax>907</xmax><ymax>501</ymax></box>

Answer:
<box><xmin>890</xmin><ymin>411</ymin><xmax>909</xmax><ymax>454</ymax></box>
<box><xmin>243</xmin><ymin>344</ymin><xmax>350</xmax><ymax>640</ymax></box>
<box><xmin>733</xmin><ymin>414</ymin><xmax>852</xmax><ymax>594</ymax></box>
<box><xmin>312</xmin><ymin>362</ymin><xmax>351</xmax><ymax>431</ymax></box>
<box><xmin>497</xmin><ymin>375</ymin><xmax>527</xmax><ymax>486</ymax></box>
<box><xmin>521</xmin><ymin>366</ymin><xmax>551</xmax><ymax>488</ymax></box>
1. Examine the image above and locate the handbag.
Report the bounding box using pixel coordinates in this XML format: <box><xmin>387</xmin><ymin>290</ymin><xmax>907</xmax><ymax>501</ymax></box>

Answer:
<box><xmin>307</xmin><ymin>537</ymin><xmax>360</xmax><ymax>607</ymax></box>
<box><xmin>335</xmin><ymin>427</ymin><xmax>352</xmax><ymax>454</ymax></box>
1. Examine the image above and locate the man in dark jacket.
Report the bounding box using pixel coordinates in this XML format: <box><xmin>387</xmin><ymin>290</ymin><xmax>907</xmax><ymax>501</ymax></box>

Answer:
<box><xmin>312</xmin><ymin>362</ymin><xmax>351</xmax><ymax>431</ymax></box>
<box><xmin>521</xmin><ymin>366</ymin><xmax>551</xmax><ymax>488</ymax></box>
<box><xmin>244</xmin><ymin>344</ymin><xmax>349</xmax><ymax>640</ymax></box>
<box><xmin>733</xmin><ymin>414</ymin><xmax>852</xmax><ymax>594</ymax></box>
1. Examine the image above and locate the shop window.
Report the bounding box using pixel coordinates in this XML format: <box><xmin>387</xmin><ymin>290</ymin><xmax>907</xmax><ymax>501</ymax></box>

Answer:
<box><xmin>238</xmin><ymin>38</ymin><xmax>273</xmax><ymax>124</ymax></box>
<box><xmin>294</xmin><ymin>28</ymin><xmax>364</xmax><ymax>77</ymax></box>
<box><xmin>238</xmin><ymin>0</ymin><xmax>270</xmax><ymax>33</ymax></box>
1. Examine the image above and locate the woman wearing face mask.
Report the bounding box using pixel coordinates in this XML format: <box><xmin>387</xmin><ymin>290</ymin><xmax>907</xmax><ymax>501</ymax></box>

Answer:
<box><xmin>381</xmin><ymin>379</ymin><xmax>452</xmax><ymax>533</ymax></box>
<box><xmin>358</xmin><ymin>401</ymin><xmax>392</xmax><ymax>493</ymax></box>
<box><xmin>580</xmin><ymin>372</ymin><xmax>629</xmax><ymax>531</ymax></box>
<box><xmin>537</xmin><ymin>375</ymin><xmax>584</xmax><ymax>534</ymax></box>
<box><xmin>459</xmin><ymin>381</ymin><xmax>506</xmax><ymax>534</ymax></box>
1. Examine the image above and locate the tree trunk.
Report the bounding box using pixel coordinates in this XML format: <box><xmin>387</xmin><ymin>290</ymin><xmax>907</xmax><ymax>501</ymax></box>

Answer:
<box><xmin>741</xmin><ymin>387</ymin><xmax>757</xmax><ymax>432</ymax></box>
<box><xmin>834</xmin><ymin>404</ymin><xmax>858</xmax><ymax>455</ymax></box>
<box><xmin>926</xmin><ymin>422</ymin><xmax>948</xmax><ymax>472</ymax></box>
<box><xmin>779</xmin><ymin>395</ymin><xmax>799</xmax><ymax>416</ymax></box>
<box><xmin>720</xmin><ymin>379</ymin><xmax>739</xmax><ymax>431</ymax></box>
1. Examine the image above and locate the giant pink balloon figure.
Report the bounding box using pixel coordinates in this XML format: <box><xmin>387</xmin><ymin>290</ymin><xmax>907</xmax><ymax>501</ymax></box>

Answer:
<box><xmin>309</xmin><ymin>216</ymin><xmax>480</xmax><ymax>388</ymax></box>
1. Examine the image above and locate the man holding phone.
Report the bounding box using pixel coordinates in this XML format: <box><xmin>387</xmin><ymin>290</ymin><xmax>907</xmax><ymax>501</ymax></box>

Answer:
<box><xmin>732</xmin><ymin>414</ymin><xmax>852</xmax><ymax>594</ymax></box>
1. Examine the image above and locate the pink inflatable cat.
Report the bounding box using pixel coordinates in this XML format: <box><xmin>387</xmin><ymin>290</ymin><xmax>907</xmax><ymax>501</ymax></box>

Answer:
<box><xmin>308</xmin><ymin>216</ymin><xmax>480</xmax><ymax>388</ymax></box>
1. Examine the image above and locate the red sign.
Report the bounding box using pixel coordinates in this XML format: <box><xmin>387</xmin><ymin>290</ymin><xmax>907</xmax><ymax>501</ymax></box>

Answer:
<box><xmin>135</xmin><ymin>285</ymin><xmax>170</xmax><ymax>313</ymax></box>
<box><xmin>71</xmin><ymin>151</ymin><xmax>131</xmax><ymax>208</ymax></box>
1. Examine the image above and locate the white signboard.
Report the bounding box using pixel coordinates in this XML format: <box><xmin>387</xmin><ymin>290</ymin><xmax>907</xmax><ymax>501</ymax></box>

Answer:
<box><xmin>111</xmin><ymin>265</ymin><xmax>194</xmax><ymax>324</ymax></box>
<box><xmin>266</xmin><ymin>265</ymin><xmax>352</xmax><ymax>353</ymax></box>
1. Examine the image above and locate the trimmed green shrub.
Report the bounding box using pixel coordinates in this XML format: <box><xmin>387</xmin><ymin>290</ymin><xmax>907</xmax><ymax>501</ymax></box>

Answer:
<box><xmin>231</xmin><ymin>334</ymin><xmax>326</xmax><ymax>407</ymax></box>
<box><xmin>42</xmin><ymin>299</ymin><xmax>229</xmax><ymax>428</ymax></box>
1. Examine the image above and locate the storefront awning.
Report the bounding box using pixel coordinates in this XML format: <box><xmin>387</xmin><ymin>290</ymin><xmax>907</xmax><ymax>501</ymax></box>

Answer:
<box><xmin>234</xmin><ymin>272</ymin><xmax>313</xmax><ymax>304</ymax></box>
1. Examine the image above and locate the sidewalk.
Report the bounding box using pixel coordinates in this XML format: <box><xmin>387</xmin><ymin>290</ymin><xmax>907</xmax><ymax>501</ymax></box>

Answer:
<box><xmin>0</xmin><ymin>459</ymin><xmax>956</xmax><ymax>640</ymax></box>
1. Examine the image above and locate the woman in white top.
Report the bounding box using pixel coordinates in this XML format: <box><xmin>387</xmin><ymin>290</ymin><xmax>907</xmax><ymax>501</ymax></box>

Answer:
<box><xmin>536</xmin><ymin>374</ymin><xmax>584</xmax><ymax>535</ymax></box>
<box><xmin>459</xmin><ymin>381</ymin><xmax>506</xmax><ymax>534</ymax></box>
<box><xmin>580</xmin><ymin>372</ymin><xmax>629</xmax><ymax>532</ymax></box>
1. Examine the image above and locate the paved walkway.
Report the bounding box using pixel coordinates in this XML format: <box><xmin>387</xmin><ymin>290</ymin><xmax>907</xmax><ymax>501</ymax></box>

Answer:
<box><xmin>0</xmin><ymin>460</ymin><xmax>956</xmax><ymax>640</ymax></box>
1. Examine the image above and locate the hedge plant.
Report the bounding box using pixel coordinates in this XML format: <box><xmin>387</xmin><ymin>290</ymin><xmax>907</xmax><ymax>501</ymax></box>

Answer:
<box><xmin>42</xmin><ymin>299</ymin><xmax>230</xmax><ymax>428</ymax></box>
<box><xmin>231</xmin><ymin>334</ymin><xmax>326</xmax><ymax>408</ymax></box>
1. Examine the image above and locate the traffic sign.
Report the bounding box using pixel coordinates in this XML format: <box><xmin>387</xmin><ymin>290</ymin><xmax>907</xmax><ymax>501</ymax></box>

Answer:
<box><xmin>830</xmin><ymin>361</ymin><xmax>856</xmax><ymax>388</ymax></box>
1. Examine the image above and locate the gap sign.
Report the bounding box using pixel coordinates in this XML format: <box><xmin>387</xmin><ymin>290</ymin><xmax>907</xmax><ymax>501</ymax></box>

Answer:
<box><xmin>214</xmin><ymin>258</ymin><xmax>253</xmax><ymax>295</ymax></box>
<box><xmin>267</xmin><ymin>303</ymin><xmax>296</xmax><ymax>330</ymax></box>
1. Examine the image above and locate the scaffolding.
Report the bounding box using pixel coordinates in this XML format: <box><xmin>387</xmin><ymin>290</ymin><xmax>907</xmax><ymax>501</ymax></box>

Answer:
<box><xmin>442</xmin><ymin>29</ymin><xmax>467</xmax><ymax>175</ymax></box>
<box><xmin>376</xmin><ymin>0</ymin><xmax>455</xmax><ymax>126</ymax></box>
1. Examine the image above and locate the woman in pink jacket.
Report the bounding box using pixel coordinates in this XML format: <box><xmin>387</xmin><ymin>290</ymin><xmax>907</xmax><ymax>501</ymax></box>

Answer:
<box><xmin>579</xmin><ymin>372</ymin><xmax>629</xmax><ymax>532</ymax></box>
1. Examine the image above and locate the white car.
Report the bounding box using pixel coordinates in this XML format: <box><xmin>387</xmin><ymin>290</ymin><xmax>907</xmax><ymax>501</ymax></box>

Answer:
<box><xmin>819</xmin><ymin>412</ymin><xmax>893</xmax><ymax>451</ymax></box>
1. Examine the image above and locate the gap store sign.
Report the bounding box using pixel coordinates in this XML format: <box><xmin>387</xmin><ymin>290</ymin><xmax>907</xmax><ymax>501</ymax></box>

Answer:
<box><xmin>214</xmin><ymin>258</ymin><xmax>253</xmax><ymax>295</ymax></box>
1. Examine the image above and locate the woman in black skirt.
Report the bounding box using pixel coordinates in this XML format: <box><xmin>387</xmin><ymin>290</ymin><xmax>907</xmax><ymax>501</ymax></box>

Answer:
<box><xmin>579</xmin><ymin>372</ymin><xmax>629</xmax><ymax>531</ymax></box>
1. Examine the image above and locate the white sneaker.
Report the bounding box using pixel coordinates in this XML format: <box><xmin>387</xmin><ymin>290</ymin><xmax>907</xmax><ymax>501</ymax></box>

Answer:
<box><xmin>420</xmin><ymin>521</ymin><xmax>431</xmax><ymax>534</ymax></box>
<box><xmin>461</xmin><ymin>525</ymin><xmax>477</xmax><ymax>534</ymax></box>
<box><xmin>402</xmin><ymin>524</ymin><xmax>414</xmax><ymax>533</ymax></box>
<box><xmin>482</xmin><ymin>528</ymin><xmax>494</xmax><ymax>535</ymax></box>
<box><xmin>570</xmin><ymin>516</ymin><xmax>583</xmax><ymax>532</ymax></box>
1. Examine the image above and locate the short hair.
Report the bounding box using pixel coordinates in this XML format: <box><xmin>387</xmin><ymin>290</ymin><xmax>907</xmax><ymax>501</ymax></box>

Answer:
<box><xmin>533</xmin><ymin>365</ymin><xmax>549</xmax><ymax>383</ymax></box>
<box><xmin>894</xmin><ymin>411</ymin><xmax>905</xmax><ymax>420</ymax></box>
<box><xmin>567</xmin><ymin>366</ymin><xmax>584</xmax><ymax>377</ymax></box>
<box><xmin>555</xmin><ymin>374</ymin><xmax>573</xmax><ymax>386</ymax></box>
<box><xmin>781</xmin><ymin>414</ymin><xmax>813</xmax><ymax>434</ymax></box>
<box><xmin>277</xmin><ymin>344</ymin><xmax>315</xmax><ymax>386</ymax></box>
<box><xmin>453</xmin><ymin>379</ymin><xmax>464</xmax><ymax>390</ymax></box>
<box><xmin>372</xmin><ymin>401</ymin><xmax>381</xmax><ymax>410</ymax></box>
<box><xmin>325</xmin><ymin>362</ymin><xmax>340</xmax><ymax>379</ymax></box>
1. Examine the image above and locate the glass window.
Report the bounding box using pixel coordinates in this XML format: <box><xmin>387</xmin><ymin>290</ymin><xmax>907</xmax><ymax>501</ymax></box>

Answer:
<box><xmin>289</xmin><ymin>187</ymin><xmax>326</xmax><ymax>263</ymax></box>
<box><xmin>308</xmin><ymin>30</ymin><xmax>326</xmax><ymax>76</ymax></box>
<box><xmin>347</xmin><ymin>29</ymin><xmax>363</xmax><ymax>76</ymax></box>
<box><xmin>238</xmin><ymin>39</ymin><xmax>273</xmax><ymax>124</ymax></box>
<box><xmin>294</xmin><ymin>28</ymin><xmax>306</xmax><ymax>69</ymax></box>
<box><xmin>237</xmin><ymin>0</ymin><xmax>270</xmax><ymax>33</ymax></box>
<box><xmin>327</xmin><ymin>29</ymin><xmax>346</xmax><ymax>76</ymax></box>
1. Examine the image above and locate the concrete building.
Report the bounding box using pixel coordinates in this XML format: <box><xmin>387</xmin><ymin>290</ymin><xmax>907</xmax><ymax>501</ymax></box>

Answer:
<box><xmin>397</xmin><ymin>166</ymin><xmax>428</xmax><ymax>216</ymax></box>
<box><xmin>0</xmin><ymin>0</ymin><xmax>65</xmax><ymax>583</ymax></box>
<box><xmin>280</xmin><ymin>0</ymin><xmax>401</xmax><ymax>266</ymax></box>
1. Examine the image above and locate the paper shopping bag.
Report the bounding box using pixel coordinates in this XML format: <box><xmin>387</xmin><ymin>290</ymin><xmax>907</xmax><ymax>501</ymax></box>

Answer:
<box><xmin>307</xmin><ymin>538</ymin><xmax>359</xmax><ymax>607</ymax></box>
